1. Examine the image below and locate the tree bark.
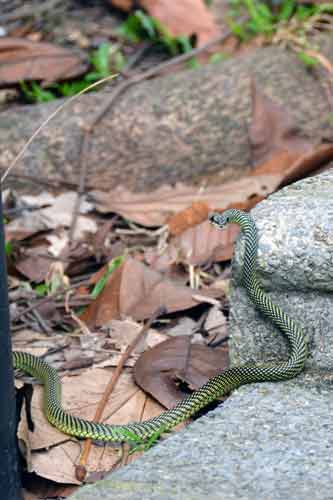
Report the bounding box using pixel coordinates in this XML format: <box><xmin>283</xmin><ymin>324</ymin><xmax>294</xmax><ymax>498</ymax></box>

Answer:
<box><xmin>1</xmin><ymin>35</ymin><xmax>332</xmax><ymax>192</ymax></box>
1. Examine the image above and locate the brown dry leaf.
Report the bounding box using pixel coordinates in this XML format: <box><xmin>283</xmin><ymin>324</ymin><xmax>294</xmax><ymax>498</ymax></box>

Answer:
<box><xmin>278</xmin><ymin>144</ymin><xmax>333</xmax><ymax>188</ymax></box>
<box><xmin>6</xmin><ymin>192</ymin><xmax>96</xmax><ymax>244</ymax></box>
<box><xmin>107</xmin><ymin>319</ymin><xmax>166</xmax><ymax>354</ymax></box>
<box><xmin>14</xmin><ymin>247</ymin><xmax>54</xmax><ymax>282</ymax></box>
<box><xmin>249</xmin><ymin>81</ymin><xmax>313</xmax><ymax>167</ymax></box>
<box><xmin>168</xmin><ymin>201</ymin><xmax>209</xmax><ymax>236</ymax></box>
<box><xmin>149</xmin><ymin>220</ymin><xmax>240</xmax><ymax>271</ymax></box>
<box><xmin>134</xmin><ymin>335</ymin><xmax>229</xmax><ymax>409</ymax></box>
<box><xmin>0</xmin><ymin>37</ymin><xmax>88</xmax><ymax>86</ymax></box>
<box><xmin>109</xmin><ymin>0</ymin><xmax>133</xmax><ymax>9</ymax></box>
<box><xmin>18</xmin><ymin>368</ymin><xmax>165</xmax><ymax>484</ymax></box>
<box><xmin>82</xmin><ymin>257</ymin><xmax>221</xmax><ymax>326</ymax></box>
<box><xmin>80</xmin><ymin>260</ymin><xmax>124</xmax><ymax>326</ymax></box>
<box><xmin>91</xmin><ymin>175</ymin><xmax>280</xmax><ymax>227</ymax></box>
<box><xmin>109</xmin><ymin>0</ymin><xmax>219</xmax><ymax>46</ymax></box>
<box><xmin>172</xmin><ymin>219</ymin><xmax>241</xmax><ymax>266</ymax></box>
<box><xmin>147</xmin><ymin>193</ymin><xmax>268</xmax><ymax>272</ymax></box>
<box><xmin>140</xmin><ymin>0</ymin><xmax>220</xmax><ymax>47</ymax></box>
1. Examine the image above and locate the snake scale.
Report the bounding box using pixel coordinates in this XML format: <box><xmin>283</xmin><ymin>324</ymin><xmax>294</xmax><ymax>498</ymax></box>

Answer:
<box><xmin>13</xmin><ymin>209</ymin><xmax>308</xmax><ymax>443</ymax></box>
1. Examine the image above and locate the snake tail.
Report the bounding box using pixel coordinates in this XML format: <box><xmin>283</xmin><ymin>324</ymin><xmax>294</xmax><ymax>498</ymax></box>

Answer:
<box><xmin>13</xmin><ymin>209</ymin><xmax>308</xmax><ymax>442</ymax></box>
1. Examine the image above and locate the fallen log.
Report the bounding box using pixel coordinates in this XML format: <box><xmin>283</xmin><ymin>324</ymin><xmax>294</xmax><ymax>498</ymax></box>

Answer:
<box><xmin>1</xmin><ymin>35</ymin><xmax>332</xmax><ymax>192</ymax></box>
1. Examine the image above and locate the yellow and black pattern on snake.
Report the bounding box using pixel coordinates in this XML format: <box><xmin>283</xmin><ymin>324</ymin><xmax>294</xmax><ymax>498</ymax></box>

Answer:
<box><xmin>13</xmin><ymin>209</ymin><xmax>308</xmax><ymax>443</ymax></box>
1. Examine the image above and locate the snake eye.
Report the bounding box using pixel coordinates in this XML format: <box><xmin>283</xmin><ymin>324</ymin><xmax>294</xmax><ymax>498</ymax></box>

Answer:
<box><xmin>209</xmin><ymin>212</ymin><xmax>227</xmax><ymax>229</ymax></box>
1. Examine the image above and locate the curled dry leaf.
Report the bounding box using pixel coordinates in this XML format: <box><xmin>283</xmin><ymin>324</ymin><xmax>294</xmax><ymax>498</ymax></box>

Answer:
<box><xmin>0</xmin><ymin>37</ymin><xmax>88</xmax><ymax>87</ymax></box>
<box><xmin>91</xmin><ymin>175</ymin><xmax>280</xmax><ymax>227</ymax></box>
<box><xmin>81</xmin><ymin>257</ymin><xmax>222</xmax><ymax>326</ymax></box>
<box><xmin>134</xmin><ymin>335</ymin><xmax>229</xmax><ymax>409</ymax></box>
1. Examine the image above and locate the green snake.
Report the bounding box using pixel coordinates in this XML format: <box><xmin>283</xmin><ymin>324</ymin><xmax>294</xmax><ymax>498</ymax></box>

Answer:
<box><xmin>13</xmin><ymin>209</ymin><xmax>308</xmax><ymax>443</ymax></box>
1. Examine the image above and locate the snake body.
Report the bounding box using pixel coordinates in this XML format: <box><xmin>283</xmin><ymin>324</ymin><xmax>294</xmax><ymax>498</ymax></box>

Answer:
<box><xmin>13</xmin><ymin>209</ymin><xmax>308</xmax><ymax>442</ymax></box>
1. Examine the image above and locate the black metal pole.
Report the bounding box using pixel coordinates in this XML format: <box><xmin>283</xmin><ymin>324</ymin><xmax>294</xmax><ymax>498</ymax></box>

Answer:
<box><xmin>0</xmin><ymin>187</ymin><xmax>21</xmax><ymax>499</ymax></box>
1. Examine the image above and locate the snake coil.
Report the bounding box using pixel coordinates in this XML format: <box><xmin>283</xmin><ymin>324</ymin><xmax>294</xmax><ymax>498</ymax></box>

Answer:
<box><xmin>13</xmin><ymin>209</ymin><xmax>308</xmax><ymax>442</ymax></box>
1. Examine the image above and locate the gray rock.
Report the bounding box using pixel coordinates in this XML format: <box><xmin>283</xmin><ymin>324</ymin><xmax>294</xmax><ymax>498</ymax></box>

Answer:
<box><xmin>72</xmin><ymin>172</ymin><xmax>333</xmax><ymax>499</ymax></box>
<box><xmin>230</xmin><ymin>171</ymin><xmax>333</xmax><ymax>370</ymax></box>
<box><xmin>72</xmin><ymin>375</ymin><xmax>333</xmax><ymax>500</ymax></box>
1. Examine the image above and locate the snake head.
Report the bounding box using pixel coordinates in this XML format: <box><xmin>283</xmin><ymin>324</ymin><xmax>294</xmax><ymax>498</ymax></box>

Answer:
<box><xmin>209</xmin><ymin>209</ymin><xmax>239</xmax><ymax>229</ymax></box>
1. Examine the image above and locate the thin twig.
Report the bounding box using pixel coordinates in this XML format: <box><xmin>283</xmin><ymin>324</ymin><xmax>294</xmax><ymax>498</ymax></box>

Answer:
<box><xmin>12</xmin><ymin>280</ymin><xmax>90</xmax><ymax>322</ymax></box>
<box><xmin>75</xmin><ymin>306</ymin><xmax>164</xmax><ymax>481</ymax></box>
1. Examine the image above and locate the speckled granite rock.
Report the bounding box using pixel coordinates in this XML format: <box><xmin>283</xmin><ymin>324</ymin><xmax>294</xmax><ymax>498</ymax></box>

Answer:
<box><xmin>230</xmin><ymin>170</ymin><xmax>333</xmax><ymax>370</ymax></box>
<box><xmin>72</xmin><ymin>172</ymin><xmax>333</xmax><ymax>500</ymax></box>
<box><xmin>72</xmin><ymin>374</ymin><xmax>333</xmax><ymax>500</ymax></box>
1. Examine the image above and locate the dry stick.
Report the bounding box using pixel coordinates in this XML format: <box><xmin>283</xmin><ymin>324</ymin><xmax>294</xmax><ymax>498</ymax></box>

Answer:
<box><xmin>12</xmin><ymin>280</ymin><xmax>91</xmax><ymax>322</ymax></box>
<box><xmin>76</xmin><ymin>306</ymin><xmax>165</xmax><ymax>481</ymax></box>
<box><xmin>67</xmin><ymin>24</ymin><xmax>246</xmax><ymax>242</ymax></box>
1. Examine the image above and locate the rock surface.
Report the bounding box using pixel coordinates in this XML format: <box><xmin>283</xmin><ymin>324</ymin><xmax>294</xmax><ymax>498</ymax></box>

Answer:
<box><xmin>230</xmin><ymin>170</ymin><xmax>333</xmax><ymax>371</ymax></box>
<box><xmin>72</xmin><ymin>376</ymin><xmax>332</xmax><ymax>500</ymax></box>
<box><xmin>73</xmin><ymin>171</ymin><xmax>333</xmax><ymax>499</ymax></box>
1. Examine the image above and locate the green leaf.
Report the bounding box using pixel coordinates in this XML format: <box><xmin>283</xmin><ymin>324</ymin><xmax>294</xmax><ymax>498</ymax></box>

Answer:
<box><xmin>209</xmin><ymin>52</ymin><xmax>227</xmax><ymax>64</ymax></box>
<box><xmin>117</xmin><ymin>14</ymin><xmax>144</xmax><ymax>43</ymax></box>
<box><xmin>5</xmin><ymin>241</ymin><xmax>12</xmax><ymax>257</ymax></box>
<box><xmin>176</xmin><ymin>35</ymin><xmax>193</xmax><ymax>54</ymax></box>
<box><xmin>278</xmin><ymin>0</ymin><xmax>296</xmax><ymax>22</ymax></box>
<box><xmin>91</xmin><ymin>256</ymin><xmax>124</xmax><ymax>299</ymax></box>
<box><xmin>90</xmin><ymin>42</ymin><xmax>111</xmax><ymax>77</ymax></box>
<box><xmin>298</xmin><ymin>51</ymin><xmax>318</xmax><ymax>67</ymax></box>
<box><xmin>295</xmin><ymin>5</ymin><xmax>316</xmax><ymax>21</ymax></box>
<box><xmin>117</xmin><ymin>10</ymin><xmax>158</xmax><ymax>43</ymax></box>
<box><xmin>135</xmin><ymin>10</ymin><xmax>156</xmax><ymax>38</ymax></box>
<box><xmin>57</xmin><ymin>80</ymin><xmax>90</xmax><ymax>97</ymax></box>
<box><xmin>20</xmin><ymin>81</ymin><xmax>56</xmax><ymax>103</ymax></box>
<box><xmin>256</xmin><ymin>2</ymin><xmax>274</xmax><ymax>21</ymax></box>
<box><xmin>114</xmin><ymin>51</ymin><xmax>127</xmax><ymax>72</ymax></box>
<box><xmin>35</xmin><ymin>283</ymin><xmax>49</xmax><ymax>297</ymax></box>
<box><xmin>186</xmin><ymin>57</ymin><xmax>201</xmax><ymax>69</ymax></box>
<box><xmin>227</xmin><ymin>18</ymin><xmax>249</xmax><ymax>41</ymax></box>
<box><xmin>317</xmin><ymin>3</ymin><xmax>333</xmax><ymax>14</ymax></box>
